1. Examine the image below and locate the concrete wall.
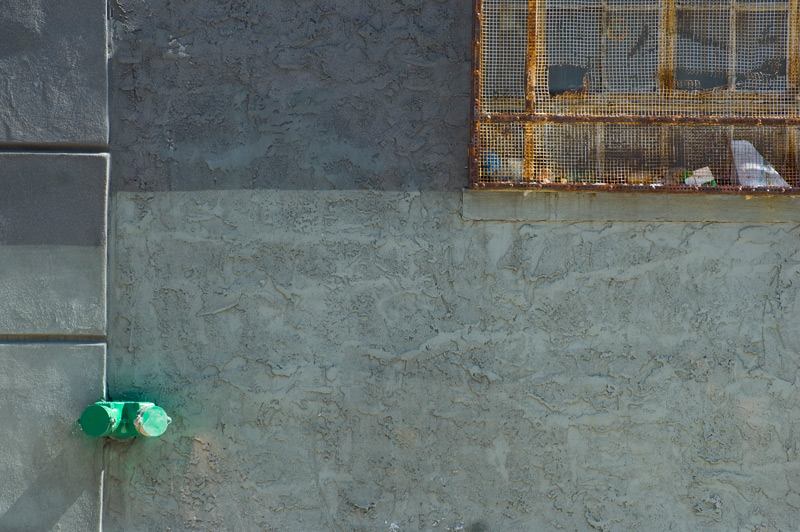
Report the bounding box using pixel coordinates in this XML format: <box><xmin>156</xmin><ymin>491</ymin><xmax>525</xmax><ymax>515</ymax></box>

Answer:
<box><xmin>103</xmin><ymin>1</ymin><xmax>800</xmax><ymax>531</ymax></box>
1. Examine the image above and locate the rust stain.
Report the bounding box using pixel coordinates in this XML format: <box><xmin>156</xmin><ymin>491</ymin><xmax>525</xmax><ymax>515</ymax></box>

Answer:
<box><xmin>525</xmin><ymin>0</ymin><xmax>537</xmax><ymax>112</ymax></box>
<box><xmin>659</xmin><ymin>0</ymin><xmax>676</xmax><ymax>92</ymax></box>
<box><xmin>523</xmin><ymin>122</ymin><xmax>535</xmax><ymax>182</ymax></box>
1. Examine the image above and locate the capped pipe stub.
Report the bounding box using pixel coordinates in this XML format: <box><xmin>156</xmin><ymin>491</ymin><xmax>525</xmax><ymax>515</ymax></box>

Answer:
<box><xmin>79</xmin><ymin>403</ymin><xmax>121</xmax><ymax>438</ymax></box>
<box><xmin>80</xmin><ymin>401</ymin><xmax>172</xmax><ymax>439</ymax></box>
<box><xmin>134</xmin><ymin>405</ymin><xmax>172</xmax><ymax>437</ymax></box>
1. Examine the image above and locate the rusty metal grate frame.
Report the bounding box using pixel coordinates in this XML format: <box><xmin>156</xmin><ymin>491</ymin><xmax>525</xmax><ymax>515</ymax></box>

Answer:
<box><xmin>470</xmin><ymin>0</ymin><xmax>800</xmax><ymax>192</ymax></box>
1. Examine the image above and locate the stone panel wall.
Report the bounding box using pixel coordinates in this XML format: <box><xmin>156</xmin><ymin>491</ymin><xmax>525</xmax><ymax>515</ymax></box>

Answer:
<box><xmin>0</xmin><ymin>2</ymin><xmax>108</xmax><ymax>530</ymax></box>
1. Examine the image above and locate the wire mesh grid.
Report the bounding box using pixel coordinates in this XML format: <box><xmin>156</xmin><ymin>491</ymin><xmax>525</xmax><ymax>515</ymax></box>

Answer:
<box><xmin>534</xmin><ymin>0</ymin><xmax>798</xmax><ymax>116</ymax></box>
<box><xmin>516</xmin><ymin>122</ymin><xmax>800</xmax><ymax>187</ymax></box>
<box><xmin>530</xmin><ymin>1</ymin><xmax>796</xmax><ymax>117</ymax></box>
<box><xmin>735</xmin><ymin>9</ymin><xmax>789</xmax><ymax>92</ymax></box>
<box><xmin>473</xmin><ymin>0</ymin><xmax>800</xmax><ymax>190</ymax></box>
<box><xmin>480</xmin><ymin>0</ymin><xmax>529</xmax><ymax>113</ymax></box>
<box><xmin>479</xmin><ymin>123</ymin><xmax>526</xmax><ymax>181</ymax></box>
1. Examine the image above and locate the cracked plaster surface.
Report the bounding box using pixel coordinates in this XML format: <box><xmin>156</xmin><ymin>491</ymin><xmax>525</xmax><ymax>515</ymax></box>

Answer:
<box><xmin>107</xmin><ymin>190</ymin><xmax>800</xmax><ymax>531</ymax></box>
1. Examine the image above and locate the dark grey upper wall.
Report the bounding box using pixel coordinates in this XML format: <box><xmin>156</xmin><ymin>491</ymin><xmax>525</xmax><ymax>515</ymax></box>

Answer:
<box><xmin>0</xmin><ymin>154</ymin><xmax>108</xmax><ymax>246</ymax></box>
<box><xmin>110</xmin><ymin>0</ymin><xmax>472</xmax><ymax>192</ymax></box>
<box><xmin>0</xmin><ymin>0</ymin><xmax>108</xmax><ymax>145</ymax></box>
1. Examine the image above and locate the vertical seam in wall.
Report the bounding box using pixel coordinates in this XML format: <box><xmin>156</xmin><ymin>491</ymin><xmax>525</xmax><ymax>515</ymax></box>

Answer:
<box><xmin>103</xmin><ymin>154</ymin><xmax>111</xmax><ymax>402</ymax></box>
<box><xmin>101</xmin><ymin>2</ymin><xmax>112</xmax><ymax>530</ymax></box>
<box><xmin>97</xmin><ymin>468</ymin><xmax>105</xmax><ymax>532</ymax></box>
<box><xmin>101</xmin><ymin>2</ymin><xmax>113</xmax><ymax>529</ymax></box>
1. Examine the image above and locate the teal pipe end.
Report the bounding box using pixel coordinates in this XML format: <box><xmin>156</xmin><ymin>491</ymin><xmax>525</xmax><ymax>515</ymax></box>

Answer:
<box><xmin>78</xmin><ymin>403</ymin><xmax>121</xmax><ymax>438</ymax></box>
<box><xmin>79</xmin><ymin>401</ymin><xmax>172</xmax><ymax>439</ymax></box>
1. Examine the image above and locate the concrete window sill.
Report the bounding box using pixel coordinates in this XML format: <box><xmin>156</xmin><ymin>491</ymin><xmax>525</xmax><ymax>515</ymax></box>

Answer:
<box><xmin>462</xmin><ymin>189</ymin><xmax>800</xmax><ymax>223</ymax></box>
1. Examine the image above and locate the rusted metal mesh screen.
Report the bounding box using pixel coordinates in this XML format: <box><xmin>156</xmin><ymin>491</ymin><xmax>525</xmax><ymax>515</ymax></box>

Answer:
<box><xmin>473</xmin><ymin>0</ymin><xmax>800</xmax><ymax>190</ymax></box>
<box><xmin>479</xmin><ymin>122</ymin><xmax>800</xmax><ymax>186</ymax></box>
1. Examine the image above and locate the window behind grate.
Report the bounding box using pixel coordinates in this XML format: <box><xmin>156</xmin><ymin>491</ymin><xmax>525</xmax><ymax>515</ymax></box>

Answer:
<box><xmin>470</xmin><ymin>0</ymin><xmax>800</xmax><ymax>191</ymax></box>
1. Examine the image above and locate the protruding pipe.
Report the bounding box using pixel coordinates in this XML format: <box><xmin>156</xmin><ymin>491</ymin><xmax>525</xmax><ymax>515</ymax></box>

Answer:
<box><xmin>79</xmin><ymin>401</ymin><xmax>172</xmax><ymax>439</ymax></box>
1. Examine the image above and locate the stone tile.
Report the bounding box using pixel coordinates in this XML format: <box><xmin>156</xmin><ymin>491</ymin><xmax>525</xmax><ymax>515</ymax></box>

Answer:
<box><xmin>0</xmin><ymin>246</ymin><xmax>107</xmax><ymax>336</ymax></box>
<box><xmin>0</xmin><ymin>0</ymin><xmax>108</xmax><ymax>145</ymax></box>
<box><xmin>0</xmin><ymin>154</ymin><xmax>108</xmax><ymax>336</ymax></box>
<box><xmin>0</xmin><ymin>343</ymin><xmax>105</xmax><ymax>532</ymax></box>
<box><xmin>0</xmin><ymin>154</ymin><xmax>108</xmax><ymax>247</ymax></box>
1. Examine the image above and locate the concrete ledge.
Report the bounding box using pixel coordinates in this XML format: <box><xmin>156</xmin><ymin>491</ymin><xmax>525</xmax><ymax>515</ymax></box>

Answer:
<box><xmin>0</xmin><ymin>343</ymin><xmax>105</xmax><ymax>532</ymax></box>
<box><xmin>463</xmin><ymin>189</ymin><xmax>800</xmax><ymax>223</ymax></box>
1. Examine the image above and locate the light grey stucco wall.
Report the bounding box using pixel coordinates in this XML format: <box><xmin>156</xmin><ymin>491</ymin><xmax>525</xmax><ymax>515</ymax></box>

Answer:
<box><xmin>105</xmin><ymin>1</ymin><xmax>800</xmax><ymax>531</ymax></box>
<box><xmin>109</xmin><ymin>191</ymin><xmax>800</xmax><ymax>531</ymax></box>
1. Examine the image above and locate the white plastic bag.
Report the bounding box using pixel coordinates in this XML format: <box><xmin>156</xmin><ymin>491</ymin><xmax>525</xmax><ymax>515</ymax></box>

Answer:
<box><xmin>731</xmin><ymin>140</ymin><xmax>789</xmax><ymax>188</ymax></box>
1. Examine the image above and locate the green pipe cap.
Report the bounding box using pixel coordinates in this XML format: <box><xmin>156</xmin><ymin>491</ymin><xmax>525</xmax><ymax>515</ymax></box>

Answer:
<box><xmin>79</xmin><ymin>403</ymin><xmax>120</xmax><ymax>438</ymax></box>
<box><xmin>134</xmin><ymin>405</ymin><xmax>172</xmax><ymax>437</ymax></box>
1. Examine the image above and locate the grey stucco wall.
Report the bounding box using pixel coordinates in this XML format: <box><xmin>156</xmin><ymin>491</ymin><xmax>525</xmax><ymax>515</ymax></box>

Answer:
<box><xmin>109</xmin><ymin>191</ymin><xmax>800</xmax><ymax>531</ymax></box>
<box><xmin>105</xmin><ymin>1</ymin><xmax>800</xmax><ymax>531</ymax></box>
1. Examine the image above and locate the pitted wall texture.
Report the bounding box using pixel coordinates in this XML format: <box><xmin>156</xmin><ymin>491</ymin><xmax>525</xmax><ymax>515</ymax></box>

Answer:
<box><xmin>106</xmin><ymin>1</ymin><xmax>800</xmax><ymax>531</ymax></box>
<box><xmin>108</xmin><ymin>190</ymin><xmax>800</xmax><ymax>531</ymax></box>
<box><xmin>0</xmin><ymin>0</ymin><xmax>108</xmax><ymax>144</ymax></box>
<box><xmin>109</xmin><ymin>0</ymin><xmax>470</xmax><ymax>192</ymax></box>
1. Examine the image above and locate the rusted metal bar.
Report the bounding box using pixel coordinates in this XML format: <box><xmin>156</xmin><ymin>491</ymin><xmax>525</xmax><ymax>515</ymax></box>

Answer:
<box><xmin>477</xmin><ymin>113</ymin><xmax>800</xmax><ymax>126</ymax></box>
<box><xmin>524</xmin><ymin>0</ymin><xmax>537</xmax><ymax>182</ymax></box>
<box><xmin>789</xmin><ymin>0</ymin><xmax>800</xmax><ymax>93</ymax></box>
<box><xmin>672</xmin><ymin>4</ymin><xmax>793</xmax><ymax>11</ymax></box>
<box><xmin>525</xmin><ymin>0</ymin><xmax>537</xmax><ymax>112</ymax></box>
<box><xmin>659</xmin><ymin>0</ymin><xmax>675</xmax><ymax>93</ymax></box>
<box><xmin>529</xmin><ymin>95</ymin><xmax>798</xmax><ymax>118</ymax></box>
<box><xmin>729</xmin><ymin>2</ymin><xmax>737</xmax><ymax>89</ymax></box>
<box><xmin>469</xmin><ymin>0</ymin><xmax>482</xmax><ymax>187</ymax></box>
<box><xmin>470</xmin><ymin>181</ymin><xmax>800</xmax><ymax>195</ymax></box>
